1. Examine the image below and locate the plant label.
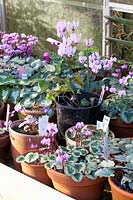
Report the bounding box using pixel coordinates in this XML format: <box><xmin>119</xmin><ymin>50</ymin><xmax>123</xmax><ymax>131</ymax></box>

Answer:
<box><xmin>103</xmin><ymin>115</ymin><xmax>110</xmax><ymax>133</ymax></box>
<box><xmin>5</xmin><ymin>104</ymin><xmax>10</xmax><ymax>130</ymax></box>
<box><xmin>39</xmin><ymin>115</ymin><xmax>49</xmax><ymax>136</ymax></box>
<box><xmin>98</xmin><ymin>85</ymin><xmax>105</xmax><ymax>104</ymax></box>
<box><xmin>96</xmin><ymin>120</ymin><xmax>103</xmax><ymax>130</ymax></box>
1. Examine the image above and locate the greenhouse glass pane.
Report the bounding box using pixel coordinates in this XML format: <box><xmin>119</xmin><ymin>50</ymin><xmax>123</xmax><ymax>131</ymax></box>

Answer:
<box><xmin>5</xmin><ymin>0</ymin><xmax>103</xmax><ymax>54</ymax></box>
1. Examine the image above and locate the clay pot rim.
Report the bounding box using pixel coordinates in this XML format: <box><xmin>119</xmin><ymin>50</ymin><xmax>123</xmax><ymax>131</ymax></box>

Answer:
<box><xmin>9</xmin><ymin>119</ymin><xmax>42</xmax><ymax>138</ymax></box>
<box><xmin>108</xmin><ymin>177</ymin><xmax>133</xmax><ymax>198</ymax></box>
<box><xmin>65</xmin><ymin>124</ymin><xmax>114</xmax><ymax>144</ymax></box>
<box><xmin>47</xmin><ymin>168</ymin><xmax>106</xmax><ymax>186</ymax></box>
<box><xmin>21</xmin><ymin>109</ymin><xmax>46</xmax><ymax>116</ymax></box>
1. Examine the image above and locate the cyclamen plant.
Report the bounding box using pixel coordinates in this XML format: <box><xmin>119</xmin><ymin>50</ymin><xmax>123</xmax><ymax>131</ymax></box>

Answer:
<box><xmin>67</xmin><ymin>122</ymin><xmax>104</xmax><ymax>147</ymax></box>
<box><xmin>102</xmin><ymin>72</ymin><xmax>133</xmax><ymax>123</ymax></box>
<box><xmin>46</xmin><ymin>20</ymin><xmax>117</xmax><ymax>95</ymax></box>
<box><xmin>0</xmin><ymin>32</ymin><xmax>38</xmax><ymax>59</ymax></box>
<box><xmin>16</xmin><ymin>122</ymin><xmax>58</xmax><ymax>164</ymax></box>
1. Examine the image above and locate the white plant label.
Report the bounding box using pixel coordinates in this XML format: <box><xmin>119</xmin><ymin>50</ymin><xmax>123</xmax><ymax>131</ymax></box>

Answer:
<box><xmin>103</xmin><ymin>115</ymin><xmax>110</xmax><ymax>133</ymax></box>
<box><xmin>38</xmin><ymin>115</ymin><xmax>49</xmax><ymax>136</ymax></box>
<box><xmin>98</xmin><ymin>85</ymin><xmax>105</xmax><ymax>104</ymax></box>
<box><xmin>5</xmin><ymin>104</ymin><xmax>10</xmax><ymax>130</ymax></box>
<box><xmin>96</xmin><ymin>120</ymin><xmax>103</xmax><ymax>130</ymax></box>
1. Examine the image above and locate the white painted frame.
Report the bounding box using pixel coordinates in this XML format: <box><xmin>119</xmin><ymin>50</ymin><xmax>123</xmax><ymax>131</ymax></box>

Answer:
<box><xmin>102</xmin><ymin>0</ymin><xmax>133</xmax><ymax>57</ymax></box>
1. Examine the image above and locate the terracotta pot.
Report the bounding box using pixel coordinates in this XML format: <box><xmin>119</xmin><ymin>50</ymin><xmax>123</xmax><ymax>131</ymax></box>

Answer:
<box><xmin>19</xmin><ymin>109</ymin><xmax>57</xmax><ymax>123</ymax></box>
<box><xmin>109</xmin><ymin>118</ymin><xmax>133</xmax><ymax>138</ymax></box>
<box><xmin>47</xmin><ymin>169</ymin><xmax>106</xmax><ymax>200</ymax></box>
<box><xmin>9</xmin><ymin>120</ymin><xmax>44</xmax><ymax>172</ymax></box>
<box><xmin>20</xmin><ymin>109</ymin><xmax>46</xmax><ymax>118</ymax></box>
<box><xmin>108</xmin><ymin>177</ymin><xmax>133</xmax><ymax>200</ymax></box>
<box><xmin>0</xmin><ymin>100</ymin><xmax>4</xmax><ymax>120</ymax></box>
<box><xmin>21</xmin><ymin>162</ymin><xmax>53</xmax><ymax>187</ymax></box>
<box><xmin>0</xmin><ymin>121</ymin><xmax>10</xmax><ymax>164</ymax></box>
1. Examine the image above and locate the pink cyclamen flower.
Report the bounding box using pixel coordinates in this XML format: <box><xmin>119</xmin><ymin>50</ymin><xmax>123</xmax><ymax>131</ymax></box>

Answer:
<box><xmin>70</xmin><ymin>33</ymin><xmax>81</xmax><ymax>44</ymax></box>
<box><xmin>31</xmin><ymin>143</ymin><xmax>38</xmax><ymax>149</ymax></box>
<box><xmin>41</xmin><ymin>137</ymin><xmax>50</xmax><ymax>146</ymax></box>
<box><xmin>85</xmin><ymin>38</ymin><xmax>94</xmax><ymax>48</ymax></box>
<box><xmin>129</xmin><ymin>71</ymin><xmax>133</xmax><ymax>77</ymax></box>
<box><xmin>79</xmin><ymin>55</ymin><xmax>87</xmax><ymax>64</ymax></box>
<box><xmin>56</xmin><ymin>21</ymin><xmax>67</xmax><ymax>38</ymax></box>
<box><xmin>118</xmin><ymin>90</ymin><xmax>126</xmax><ymax>97</ymax></box>
<box><xmin>43</xmin><ymin>52</ymin><xmax>51</xmax><ymax>64</ymax></box>
<box><xmin>119</xmin><ymin>76</ymin><xmax>128</xmax><ymax>86</ymax></box>
<box><xmin>109</xmin><ymin>87</ymin><xmax>117</xmax><ymax>94</ymax></box>
<box><xmin>47</xmin><ymin>122</ymin><xmax>58</xmax><ymax>136</ymax></box>
<box><xmin>67</xmin><ymin>21</ymin><xmax>79</xmax><ymax>31</ymax></box>
<box><xmin>82</xmin><ymin>129</ymin><xmax>92</xmax><ymax>136</ymax></box>
<box><xmin>112</xmin><ymin>73</ymin><xmax>119</xmax><ymax>78</ymax></box>
<box><xmin>75</xmin><ymin>122</ymin><xmax>84</xmax><ymax>131</ymax></box>
<box><xmin>115</xmin><ymin>68</ymin><xmax>121</xmax><ymax>73</ymax></box>
<box><xmin>121</xmin><ymin>64</ymin><xmax>128</xmax><ymax>69</ymax></box>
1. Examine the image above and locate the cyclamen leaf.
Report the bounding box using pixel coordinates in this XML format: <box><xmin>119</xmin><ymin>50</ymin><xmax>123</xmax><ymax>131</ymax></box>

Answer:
<box><xmin>64</xmin><ymin>165</ymin><xmax>75</xmax><ymax>176</ymax></box>
<box><xmin>72</xmin><ymin>150</ymin><xmax>81</xmax><ymax>157</ymax></box>
<box><xmin>74</xmin><ymin>162</ymin><xmax>86</xmax><ymax>172</ymax></box>
<box><xmin>16</xmin><ymin>155</ymin><xmax>25</xmax><ymax>163</ymax></box>
<box><xmin>10</xmin><ymin>88</ymin><xmax>21</xmax><ymax>104</ymax></box>
<box><xmin>120</xmin><ymin>109</ymin><xmax>133</xmax><ymax>123</ymax></box>
<box><xmin>24</xmin><ymin>152</ymin><xmax>39</xmax><ymax>163</ymax></box>
<box><xmin>114</xmin><ymin>155</ymin><xmax>127</xmax><ymax>162</ymax></box>
<box><xmin>71</xmin><ymin>172</ymin><xmax>83</xmax><ymax>182</ymax></box>
<box><xmin>0</xmin><ymin>88</ymin><xmax>10</xmax><ymax>102</ymax></box>
<box><xmin>44</xmin><ymin>162</ymin><xmax>54</xmax><ymax>169</ymax></box>
<box><xmin>95</xmin><ymin>168</ymin><xmax>114</xmax><ymax>177</ymax></box>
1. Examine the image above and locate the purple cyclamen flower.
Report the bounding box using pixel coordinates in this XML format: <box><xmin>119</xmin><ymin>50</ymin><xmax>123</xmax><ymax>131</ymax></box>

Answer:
<box><xmin>115</xmin><ymin>68</ymin><xmax>121</xmax><ymax>73</ymax></box>
<box><xmin>82</xmin><ymin>129</ymin><xmax>92</xmax><ymax>136</ymax></box>
<box><xmin>102</xmin><ymin>59</ymin><xmax>113</xmax><ymax>71</ymax></box>
<box><xmin>62</xmin><ymin>153</ymin><xmax>69</xmax><ymax>161</ymax></box>
<box><xmin>56</xmin><ymin>149</ymin><xmax>69</xmax><ymax>165</ymax></box>
<box><xmin>112</xmin><ymin>73</ymin><xmax>119</xmax><ymax>78</ymax></box>
<box><xmin>56</xmin><ymin>21</ymin><xmax>67</xmax><ymax>38</ymax></box>
<box><xmin>121</xmin><ymin>64</ymin><xmax>128</xmax><ymax>69</ymax></box>
<box><xmin>129</xmin><ymin>71</ymin><xmax>133</xmax><ymax>77</ymax></box>
<box><xmin>79</xmin><ymin>55</ymin><xmax>87</xmax><ymax>64</ymax></box>
<box><xmin>47</xmin><ymin>122</ymin><xmax>58</xmax><ymax>136</ymax></box>
<box><xmin>43</xmin><ymin>52</ymin><xmax>51</xmax><ymax>64</ymax></box>
<box><xmin>40</xmin><ymin>138</ymin><xmax>50</xmax><ymax>146</ymax></box>
<box><xmin>109</xmin><ymin>87</ymin><xmax>117</xmax><ymax>94</ymax></box>
<box><xmin>85</xmin><ymin>38</ymin><xmax>94</xmax><ymax>48</ymax></box>
<box><xmin>75</xmin><ymin>122</ymin><xmax>84</xmax><ymax>131</ymax></box>
<box><xmin>118</xmin><ymin>90</ymin><xmax>126</xmax><ymax>97</ymax></box>
<box><xmin>89</xmin><ymin>62</ymin><xmax>102</xmax><ymax>74</ymax></box>
<box><xmin>31</xmin><ymin>143</ymin><xmax>38</xmax><ymax>149</ymax></box>
<box><xmin>110</xmin><ymin>57</ymin><xmax>117</xmax><ymax>62</ymax></box>
<box><xmin>70</xmin><ymin>33</ymin><xmax>81</xmax><ymax>44</ymax></box>
<box><xmin>119</xmin><ymin>76</ymin><xmax>128</xmax><ymax>86</ymax></box>
<box><xmin>67</xmin><ymin>21</ymin><xmax>79</xmax><ymax>31</ymax></box>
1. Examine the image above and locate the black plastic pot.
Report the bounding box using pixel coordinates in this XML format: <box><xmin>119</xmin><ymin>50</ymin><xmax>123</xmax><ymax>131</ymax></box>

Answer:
<box><xmin>55</xmin><ymin>91</ymin><xmax>103</xmax><ymax>146</ymax></box>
